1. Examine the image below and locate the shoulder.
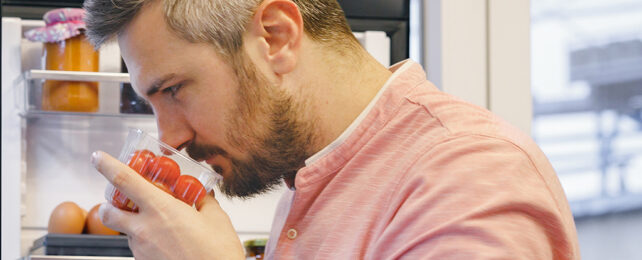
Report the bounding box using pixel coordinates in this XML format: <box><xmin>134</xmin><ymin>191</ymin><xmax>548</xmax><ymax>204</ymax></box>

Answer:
<box><xmin>390</xmin><ymin>85</ymin><xmax>556</xmax><ymax>195</ymax></box>
<box><xmin>372</xmin><ymin>134</ymin><xmax>579</xmax><ymax>259</ymax></box>
<box><xmin>395</xmin><ymin>133</ymin><xmax>548</xmax><ymax>200</ymax></box>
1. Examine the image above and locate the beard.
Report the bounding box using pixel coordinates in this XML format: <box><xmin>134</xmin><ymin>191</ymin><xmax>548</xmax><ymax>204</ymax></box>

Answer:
<box><xmin>187</xmin><ymin>52</ymin><xmax>317</xmax><ymax>199</ymax></box>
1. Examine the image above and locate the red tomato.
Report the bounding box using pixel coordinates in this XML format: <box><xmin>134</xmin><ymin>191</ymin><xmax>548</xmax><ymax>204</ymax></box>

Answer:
<box><xmin>153</xmin><ymin>182</ymin><xmax>174</xmax><ymax>197</ymax></box>
<box><xmin>110</xmin><ymin>183</ymin><xmax>174</xmax><ymax>213</ymax></box>
<box><xmin>111</xmin><ymin>189</ymin><xmax>138</xmax><ymax>212</ymax></box>
<box><xmin>127</xmin><ymin>149</ymin><xmax>155</xmax><ymax>176</ymax></box>
<box><xmin>147</xmin><ymin>156</ymin><xmax>181</xmax><ymax>187</ymax></box>
<box><xmin>172</xmin><ymin>175</ymin><xmax>206</xmax><ymax>206</ymax></box>
<box><xmin>114</xmin><ymin>152</ymin><xmax>181</xmax><ymax>213</ymax></box>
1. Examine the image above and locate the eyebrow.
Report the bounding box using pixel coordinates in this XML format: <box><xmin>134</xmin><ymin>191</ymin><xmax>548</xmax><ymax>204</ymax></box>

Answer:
<box><xmin>146</xmin><ymin>73</ymin><xmax>177</xmax><ymax>97</ymax></box>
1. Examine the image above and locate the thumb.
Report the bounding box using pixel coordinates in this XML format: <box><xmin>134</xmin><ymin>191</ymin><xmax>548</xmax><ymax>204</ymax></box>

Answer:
<box><xmin>195</xmin><ymin>190</ymin><xmax>221</xmax><ymax>212</ymax></box>
<box><xmin>196</xmin><ymin>191</ymin><xmax>237</xmax><ymax>232</ymax></box>
<box><xmin>99</xmin><ymin>202</ymin><xmax>137</xmax><ymax>234</ymax></box>
<box><xmin>196</xmin><ymin>191</ymin><xmax>240</xmax><ymax>245</ymax></box>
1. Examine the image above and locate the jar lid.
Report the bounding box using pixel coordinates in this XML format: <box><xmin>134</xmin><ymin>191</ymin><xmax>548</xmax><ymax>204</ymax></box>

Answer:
<box><xmin>24</xmin><ymin>8</ymin><xmax>88</xmax><ymax>43</ymax></box>
<box><xmin>244</xmin><ymin>238</ymin><xmax>268</xmax><ymax>248</ymax></box>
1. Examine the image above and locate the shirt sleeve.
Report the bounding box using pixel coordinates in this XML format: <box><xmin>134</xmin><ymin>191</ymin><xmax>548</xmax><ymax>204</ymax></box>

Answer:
<box><xmin>367</xmin><ymin>134</ymin><xmax>577</xmax><ymax>260</ymax></box>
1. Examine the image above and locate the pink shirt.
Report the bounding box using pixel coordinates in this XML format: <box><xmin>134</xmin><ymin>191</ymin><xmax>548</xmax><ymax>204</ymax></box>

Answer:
<box><xmin>265</xmin><ymin>60</ymin><xmax>580</xmax><ymax>259</ymax></box>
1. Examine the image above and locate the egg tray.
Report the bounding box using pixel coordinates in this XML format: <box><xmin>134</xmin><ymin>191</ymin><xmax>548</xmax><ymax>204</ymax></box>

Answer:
<box><xmin>30</xmin><ymin>234</ymin><xmax>132</xmax><ymax>257</ymax></box>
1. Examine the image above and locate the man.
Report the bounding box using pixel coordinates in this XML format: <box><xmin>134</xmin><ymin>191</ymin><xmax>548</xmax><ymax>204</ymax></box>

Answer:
<box><xmin>85</xmin><ymin>0</ymin><xmax>580</xmax><ymax>259</ymax></box>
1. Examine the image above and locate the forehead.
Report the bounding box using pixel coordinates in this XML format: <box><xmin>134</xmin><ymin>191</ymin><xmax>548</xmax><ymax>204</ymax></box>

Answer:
<box><xmin>117</xmin><ymin>2</ymin><xmax>181</xmax><ymax>83</ymax></box>
<box><xmin>116</xmin><ymin>2</ymin><xmax>228</xmax><ymax>96</ymax></box>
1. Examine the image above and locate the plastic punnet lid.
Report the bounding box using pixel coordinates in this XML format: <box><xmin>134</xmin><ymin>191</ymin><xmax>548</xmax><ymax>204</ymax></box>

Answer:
<box><xmin>24</xmin><ymin>8</ymin><xmax>87</xmax><ymax>43</ymax></box>
<box><xmin>118</xmin><ymin>128</ymin><xmax>223</xmax><ymax>192</ymax></box>
<box><xmin>106</xmin><ymin>128</ymin><xmax>223</xmax><ymax>212</ymax></box>
<box><xmin>244</xmin><ymin>238</ymin><xmax>268</xmax><ymax>248</ymax></box>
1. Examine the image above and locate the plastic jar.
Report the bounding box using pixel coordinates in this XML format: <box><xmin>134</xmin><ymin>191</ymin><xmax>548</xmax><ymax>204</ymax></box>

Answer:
<box><xmin>26</xmin><ymin>8</ymin><xmax>100</xmax><ymax>112</ymax></box>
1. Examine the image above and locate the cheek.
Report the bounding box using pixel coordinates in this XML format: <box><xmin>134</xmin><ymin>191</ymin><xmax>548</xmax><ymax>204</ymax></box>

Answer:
<box><xmin>225</xmin><ymin>88</ymin><xmax>280</xmax><ymax>150</ymax></box>
<box><xmin>185</xmin><ymin>90</ymin><xmax>239</xmax><ymax>147</ymax></box>
<box><xmin>187</xmin><ymin>105</ymin><xmax>226</xmax><ymax>140</ymax></box>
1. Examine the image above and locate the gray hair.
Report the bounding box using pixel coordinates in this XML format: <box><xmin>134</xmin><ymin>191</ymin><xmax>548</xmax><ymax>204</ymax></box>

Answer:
<box><xmin>83</xmin><ymin>0</ymin><xmax>357</xmax><ymax>58</ymax></box>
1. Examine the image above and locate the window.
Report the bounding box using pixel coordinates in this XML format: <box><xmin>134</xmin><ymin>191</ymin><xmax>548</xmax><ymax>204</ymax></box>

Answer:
<box><xmin>531</xmin><ymin>0</ymin><xmax>642</xmax><ymax>217</ymax></box>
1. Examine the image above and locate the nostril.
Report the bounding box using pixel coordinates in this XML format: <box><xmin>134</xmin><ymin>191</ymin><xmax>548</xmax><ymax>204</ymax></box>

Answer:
<box><xmin>158</xmin><ymin>141</ymin><xmax>188</xmax><ymax>155</ymax></box>
<box><xmin>157</xmin><ymin>136</ymin><xmax>185</xmax><ymax>155</ymax></box>
<box><xmin>174</xmin><ymin>143</ymin><xmax>186</xmax><ymax>153</ymax></box>
<box><xmin>176</xmin><ymin>139</ymin><xmax>192</xmax><ymax>152</ymax></box>
<box><xmin>160</xmin><ymin>146</ymin><xmax>174</xmax><ymax>156</ymax></box>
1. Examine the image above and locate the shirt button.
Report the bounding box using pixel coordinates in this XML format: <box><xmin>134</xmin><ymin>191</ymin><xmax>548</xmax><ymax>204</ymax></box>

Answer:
<box><xmin>286</xmin><ymin>228</ymin><xmax>298</xmax><ymax>239</ymax></box>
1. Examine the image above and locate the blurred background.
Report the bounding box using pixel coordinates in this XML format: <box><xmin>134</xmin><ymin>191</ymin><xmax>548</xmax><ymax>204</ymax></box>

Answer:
<box><xmin>531</xmin><ymin>0</ymin><xmax>642</xmax><ymax>259</ymax></box>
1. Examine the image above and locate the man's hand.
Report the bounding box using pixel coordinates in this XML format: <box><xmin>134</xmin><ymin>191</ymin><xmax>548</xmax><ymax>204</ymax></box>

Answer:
<box><xmin>91</xmin><ymin>151</ymin><xmax>245</xmax><ymax>260</ymax></box>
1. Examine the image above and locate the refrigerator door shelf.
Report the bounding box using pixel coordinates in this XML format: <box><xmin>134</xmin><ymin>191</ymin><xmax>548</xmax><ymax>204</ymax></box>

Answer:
<box><xmin>26</xmin><ymin>70</ymin><xmax>130</xmax><ymax>83</ymax></box>
<box><xmin>25</xmin><ymin>255</ymin><xmax>133</xmax><ymax>260</ymax></box>
<box><xmin>18</xmin><ymin>70</ymin><xmax>152</xmax><ymax>118</ymax></box>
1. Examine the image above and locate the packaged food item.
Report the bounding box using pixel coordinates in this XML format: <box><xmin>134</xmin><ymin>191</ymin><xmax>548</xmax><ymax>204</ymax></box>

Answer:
<box><xmin>120</xmin><ymin>59</ymin><xmax>153</xmax><ymax>114</ymax></box>
<box><xmin>106</xmin><ymin>129</ymin><xmax>221</xmax><ymax>212</ymax></box>
<box><xmin>25</xmin><ymin>8</ymin><xmax>100</xmax><ymax>112</ymax></box>
<box><xmin>244</xmin><ymin>238</ymin><xmax>267</xmax><ymax>259</ymax></box>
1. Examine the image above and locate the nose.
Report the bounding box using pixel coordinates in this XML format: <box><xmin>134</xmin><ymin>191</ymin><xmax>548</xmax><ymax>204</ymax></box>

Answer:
<box><xmin>154</xmin><ymin>106</ymin><xmax>192</xmax><ymax>152</ymax></box>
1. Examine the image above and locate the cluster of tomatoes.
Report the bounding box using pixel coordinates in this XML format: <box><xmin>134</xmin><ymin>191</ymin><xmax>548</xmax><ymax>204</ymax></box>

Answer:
<box><xmin>111</xmin><ymin>149</ymin><xmax>207</xmax><ymax>212</ymax></box>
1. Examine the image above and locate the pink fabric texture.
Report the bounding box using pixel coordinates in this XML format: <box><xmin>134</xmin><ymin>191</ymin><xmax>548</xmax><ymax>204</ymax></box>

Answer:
<box><xmin>24</xmin><ymin>8</ymin><xmax>87</xmax><ymax>43</ymax></box>
<box><xmin>265</xmin><ymin>60</ymin><xmax>580</xmax><ymax>259</ymax></box>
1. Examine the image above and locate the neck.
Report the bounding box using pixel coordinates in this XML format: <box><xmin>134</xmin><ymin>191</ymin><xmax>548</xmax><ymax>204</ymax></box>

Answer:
<box><xmin>290</xmin><ymin>41</ymin><xmax>393</xmax><ymax>154</ymax></box>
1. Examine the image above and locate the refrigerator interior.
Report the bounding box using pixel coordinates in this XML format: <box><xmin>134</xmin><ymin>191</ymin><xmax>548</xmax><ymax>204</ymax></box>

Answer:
<box><xmin>2</xmin><ymin>17</ymin><xmax>392</xmax><ymax>258</ymax></box>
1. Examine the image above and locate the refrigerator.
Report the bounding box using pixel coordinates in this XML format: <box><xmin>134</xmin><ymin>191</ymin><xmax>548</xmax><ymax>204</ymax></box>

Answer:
<box><xmin>1</xmin><ymin>1</ymin><xmax>410</xmax><ymax>259</ymax></box>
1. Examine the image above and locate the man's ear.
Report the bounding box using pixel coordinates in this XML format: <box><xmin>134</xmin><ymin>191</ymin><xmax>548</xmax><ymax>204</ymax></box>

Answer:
<box><xmin>247</xmin><ymin>0</ymin><xmax>303</xmax><ymax>75</ymax></box>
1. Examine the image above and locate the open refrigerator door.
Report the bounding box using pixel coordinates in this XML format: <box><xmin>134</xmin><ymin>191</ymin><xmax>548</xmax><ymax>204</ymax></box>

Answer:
<box><xmin>2</xmin><ymin>17</ymin><xmax>25</xmax><ymax>260</ymax></box>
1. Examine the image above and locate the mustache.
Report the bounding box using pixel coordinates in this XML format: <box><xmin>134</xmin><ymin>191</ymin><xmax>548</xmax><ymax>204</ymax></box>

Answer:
<box><xmin>186</xmin><ymin>142</ymin><xmax>229</xmax><ymax>162</ymax></box>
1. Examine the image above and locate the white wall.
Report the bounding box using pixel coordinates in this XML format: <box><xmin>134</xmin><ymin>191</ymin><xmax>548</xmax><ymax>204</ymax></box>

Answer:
<box><xmin>488</xmin><ymin>0</ymin><xmax>532</xmax><ymax>135</ymax></box>
<box><xmin>424</xmin><ymin>0</ymin><xmax>488</xmax><ymax>108</ymax></box>
<box><xmin>423</xmin><ymin>0</ymin><xmax>532</xmax><ymax>134</ymax></box>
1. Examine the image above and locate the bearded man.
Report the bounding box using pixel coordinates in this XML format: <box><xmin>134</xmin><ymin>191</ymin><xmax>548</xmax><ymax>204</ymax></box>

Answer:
<box><xmin>86</xmin><ymin>0</ymin><xmax>580</xmax><ymax>259</ymax></box>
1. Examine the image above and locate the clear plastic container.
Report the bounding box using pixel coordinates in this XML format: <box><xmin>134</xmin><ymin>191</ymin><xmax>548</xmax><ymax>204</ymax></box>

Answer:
<box><xmin>106</xmin><ymin>129</ymin><xmax>221</xmax><ymax>212</ymax></box>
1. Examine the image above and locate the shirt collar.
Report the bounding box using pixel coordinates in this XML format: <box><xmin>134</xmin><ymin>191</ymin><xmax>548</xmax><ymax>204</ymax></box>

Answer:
<box><xmin>285</xmin><ymin>59</ymin><xmax>425</xmax><ymax>190</ymax></box>
<box><xmin>304</xmin><ymin>60</ymin><xmax>417</xmax><ymax>166</ymax></box>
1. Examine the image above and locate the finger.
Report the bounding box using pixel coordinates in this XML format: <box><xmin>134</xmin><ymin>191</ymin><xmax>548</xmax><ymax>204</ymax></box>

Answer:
<box><xmin>92</xmin><ymin>150</ymin><xmax>160</xmax><ymax>209</ymax></box>
<box><xmin>196</xmin><ymin>193</ymin><xmax>237</xmax><ymax>234</ymax></box>
<box><xmin>98</xmin><ymin>202</ymin><xmax>137</xmax><ymax>234</ymax></box>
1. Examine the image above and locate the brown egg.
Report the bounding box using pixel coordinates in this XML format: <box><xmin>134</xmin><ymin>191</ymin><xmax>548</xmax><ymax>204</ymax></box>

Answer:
<box><xmin>86</xmin><ymin>204</ymin><xmax>120</xmax><ymax>235</ymax></box>
<box><xmin>48</xmin><ymin>201</ymin><xmax>86</xmax><ymax>234</ymax></box>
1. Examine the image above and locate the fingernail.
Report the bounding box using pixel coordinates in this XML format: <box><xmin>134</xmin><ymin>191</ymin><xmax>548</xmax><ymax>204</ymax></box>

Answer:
<box><xmin>91</xmin><ymin>151</ymin><xmax>99</xmax><ymax>165</ymax></box>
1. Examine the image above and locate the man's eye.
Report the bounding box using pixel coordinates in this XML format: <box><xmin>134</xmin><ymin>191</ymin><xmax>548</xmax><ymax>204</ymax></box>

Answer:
<box><xmin>162</xmin><ymin>83</ymin><xmax>183</xmax><ymax>97</ymax></box>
